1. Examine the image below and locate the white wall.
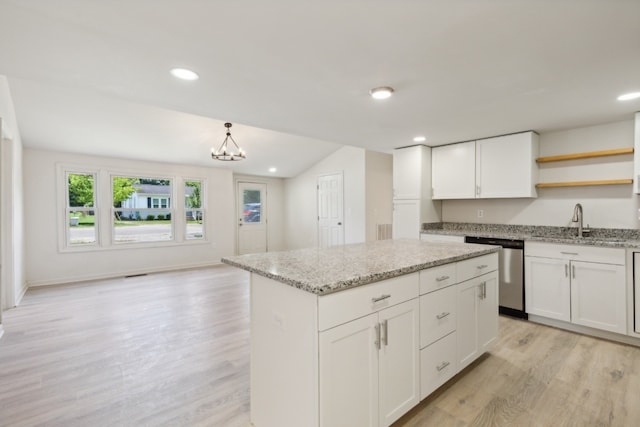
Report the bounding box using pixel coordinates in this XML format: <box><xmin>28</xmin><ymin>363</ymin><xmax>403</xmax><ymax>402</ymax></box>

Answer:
<box><xmin>442</xmin><ymin>120</ymin><xmax>640</xmax><ymax>229</ymax></box>
<box><xmin>24</xmin><ymin>148</ymin><xmax>236</xmax><ymax>286</ymax></box>
<box><xmin>0</xmin><ymin>76</ymin><xmax>26</xmax><ymax>309</ymax></box>
<box><xmin>284</xmin><ymin>146</ymin><xmax>365</xmax><ymax>249</ymax></box>
<box><xmin>365</xmin><ymin>150</ymin><xmax>393</xmax><ymax>241</ymax></box>
<box><xmin>234</xmin><ymin>174</ymin><xmax>286</xmax><ymax>252</ymax></box>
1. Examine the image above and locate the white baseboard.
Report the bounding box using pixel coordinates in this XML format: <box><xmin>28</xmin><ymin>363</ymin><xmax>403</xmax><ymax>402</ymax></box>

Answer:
<box><xmin>0</xmin><ymin>324</ymin><xmax>4</xmax><ymax>340</ymax></box>
<box><xmin>15</xmin><ymin>282</ymin><xmax>28</xmax><ymax>306</ymax></box>
<box><xmin>26</xmin><ymin>261</ymin><xmax>224</xmax><ymax>288</ymax></box>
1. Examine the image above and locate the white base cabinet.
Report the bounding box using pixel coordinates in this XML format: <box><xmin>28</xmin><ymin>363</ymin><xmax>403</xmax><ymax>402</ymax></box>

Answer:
<box><xmin>418</xmin><ymin>253</ymin><xmax>499</xmax><ymax>400</ymax></box>
<box><xmin>319</xmin><ymin>299</ymin><xmax>420</xmax><ymax>427</ymax></box>
<box><xmin>525</xmin><ymin>242</ymin><xmax>626</xmax><ymax>335</ymax></box>
<box><xmin>250</xmin><ymin>252</ymin><xmax>499</xmax><ymax>427</ymax></box>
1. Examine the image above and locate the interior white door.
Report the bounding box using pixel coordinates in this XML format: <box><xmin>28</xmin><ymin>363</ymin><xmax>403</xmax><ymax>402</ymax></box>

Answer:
<box><xmin>237</xmin><ymin>182</ymin><xmax>267</xmax><ymax>255</ymax></box>
<box><xmin>318</xmin><ymin>173</ymin><xmax>344</xmax><ymax>248</ymax></box>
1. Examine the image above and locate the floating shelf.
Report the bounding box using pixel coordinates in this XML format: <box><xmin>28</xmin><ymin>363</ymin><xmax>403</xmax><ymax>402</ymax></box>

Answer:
<box><xmin>536</xmin><ymin>179</ymin><xmax>633</xmax><ymax>188</ymax></box>
<box><xmin>536</xmin><ymin>147</ymin><xmax>634</xmax><ymax>163</ymax></box>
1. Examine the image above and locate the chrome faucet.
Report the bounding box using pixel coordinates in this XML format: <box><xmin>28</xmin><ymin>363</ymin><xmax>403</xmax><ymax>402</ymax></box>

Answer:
<box><xmin>572</xmin><ymin>203</ymin><xmax>583</xmax><ymax>238</ymax></box>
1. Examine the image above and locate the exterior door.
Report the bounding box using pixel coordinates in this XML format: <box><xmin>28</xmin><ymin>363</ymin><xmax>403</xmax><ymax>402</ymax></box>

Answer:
<box><xmin>237</xmin><ymin>182</ymin><xmax>267</xmax><ymax>255</ymax></box>
<box><xmin>318</xmin><ymin>173</ymin><xmax>344</xmax><ymax>248</ymax></box>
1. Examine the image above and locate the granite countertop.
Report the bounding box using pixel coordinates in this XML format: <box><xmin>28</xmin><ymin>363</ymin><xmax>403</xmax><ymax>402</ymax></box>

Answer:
<box><xmin>421</xmin><ymin>222</ymin><xmax>640</xmax><ymax>249</ymax></box>
<box><xmin>221</xmin><ymin>239</ymin><xmax>498</xmax><ymax>295</ymax></box>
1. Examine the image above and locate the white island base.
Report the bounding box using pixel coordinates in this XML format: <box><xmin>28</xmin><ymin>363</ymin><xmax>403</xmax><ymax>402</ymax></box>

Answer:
<box><xmin>247</xmin><ymin>251</ymin><xmax>499</xmax><ymax>427</ymax></box>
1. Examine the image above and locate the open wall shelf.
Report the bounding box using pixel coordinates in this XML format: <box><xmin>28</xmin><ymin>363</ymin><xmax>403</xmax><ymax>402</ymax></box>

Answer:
<box><xmin>536</xmin><ymin>179</ymin><xmax>633</xmax><ymax>188</ymax></box>
<box><xmin>536</xmin><ymin>147</ymin><xmax>634</xmax><ymax>163</ymax></box>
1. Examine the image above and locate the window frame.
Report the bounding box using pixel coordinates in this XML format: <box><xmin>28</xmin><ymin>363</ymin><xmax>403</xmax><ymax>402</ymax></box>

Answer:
<box><xmin>58</xmin><ymin>164</ymin><xmax>210</xmax><ymax>253</ymax></box>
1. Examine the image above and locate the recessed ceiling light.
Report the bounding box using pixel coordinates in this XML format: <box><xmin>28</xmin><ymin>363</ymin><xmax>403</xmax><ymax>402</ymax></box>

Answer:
<box><xmin>268</xmin><ymin>167</ymin><xmax>277</xmax><ymax>173</ymax></box>
<box><xmin>369</xmin><ymin>86</ymin><xmax>394</xmax><ymax>100</ymax></box>
<box><xmin>617</xmin><ymin>92</ymin><xmax>640</xmax><ymax>101</ymax></box>
<box><xmin>170</xmin><ymin>68</ymin><xmax>199</xmax><ymax>81</ymax></box>
<box><xmin>413</xmin><ymin>136</ymin><xmax>426</xmax><ymax>143</ymax></box>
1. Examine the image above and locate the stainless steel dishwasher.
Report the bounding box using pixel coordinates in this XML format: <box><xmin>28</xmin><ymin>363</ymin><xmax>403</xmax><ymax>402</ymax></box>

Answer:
<box><xmin>464</xmin><ymin>236</ymin><xmax>526</xmax><ymax>319</ymax></box>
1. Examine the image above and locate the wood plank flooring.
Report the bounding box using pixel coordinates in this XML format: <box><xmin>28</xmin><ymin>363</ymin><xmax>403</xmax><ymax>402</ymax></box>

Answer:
<box><xmin>1</xmin><ymin>264</ymin><xmax>639</xmax><ymax>426</ymax></box>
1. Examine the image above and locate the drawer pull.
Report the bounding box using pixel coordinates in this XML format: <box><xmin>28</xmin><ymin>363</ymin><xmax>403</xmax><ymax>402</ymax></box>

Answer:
<box><xmin>561</xmin><ymin>251</ymin><xmax>579</xmax><ymax>255</ymax></box>
<box><xmin>372</xmin><ymin>294</ymin><xmax>391</xmax><ymax>303</ymax></box>
<box><xmin>436</xmin><ymin>361</ymin><xmax>450</xmax><ymax>371</ymax></box>
<box><xmin>436</xmin><ymin>275</ymin><xmax>450</xmax><ymax>282</ymax></box>
<box><xmin>477</xmin><ymin>264</ymin><xmax>488</xmax><ymax>269</ymax></box>
<box><xmin>436</xmin><ymin>312</ymin><xmax>450</xmax><ymax>320</ymax></box>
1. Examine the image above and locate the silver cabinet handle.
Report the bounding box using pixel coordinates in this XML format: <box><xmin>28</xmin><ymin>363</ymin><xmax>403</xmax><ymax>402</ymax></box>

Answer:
<box><xmin>374</xmin><ymin>323</ymin><xmax>381</xmax><ymax>350</ymax></box>
<box><xmin>561</xmin><ymin>251</ymin><xmax>579</xmax><ymax>255</ymax></box>
<box><xmin>436</xmin><ymin>275</ymin><xmax>450</xmax><ymax>282</ymax></box>
<box><xmin>478</xmin><ymin>283</ymin><xmax>484</xmax><ymax>299</ymax></box>
<box><xmin>436</xmin><ymin>361</ymin><xmax>450</xmax><ymax>371</ymax></box>
<box><xmin>436</xmin><ymin>312</ymin><xmax>450</xmax><ymax>320</ymax></box>
<box><xmin>572</xmin><ymin>265</ymin><xmax>576</xmax><ymax>279</ymax></box>
<box><xmin>372</xmin><ymin>294</ymin><xmax>391</xmax><ymax>303</ymax></box>
<box><xmin>381</xmin><ymin>320</ymin><xmax>388</xmax><ymax>346</ymax></box>
<box><xmin>484</xmin><ymin>282</ymin><xmax>487</xmax><ymax>299</ymax></box>
<box><xmin>477</xmin><ymin>264</ymin><xmax>488</xmax><ymax>270</ymax></box>
<box><xmin>476</xmin><ymin>185</ymin><xmax>480</xmax><ymax>196</ymax></box>
<box><xmin>565</xmin><ymin>264</ymin><xmax>568</xmax><ymax>278</ymax></box>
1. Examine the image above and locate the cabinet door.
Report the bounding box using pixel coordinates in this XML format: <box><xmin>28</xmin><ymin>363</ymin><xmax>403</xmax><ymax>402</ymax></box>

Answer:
<box><xmin>392</xmin><ymin>199</ymin><xmax>420</xmax><ymax>240</ymax></box>
<box><xmin>393</xmin><ymin>146</ymin><xmax>423</xmax><ymax>199</ymax></box>
<box><xmin>420</xmin><ymin>331</ymin><xmax>457</xmax><ymax>400</ymax></box>
<box><xmin>432</xmin><ymin>141</ymin><xmax>476</xmax><ymax>199</ymax></box>
<box><xmin>524</xmin><ymin>256</ymin><xmax>571</xmax><ymax>321</ymax></box>
<box><xmin>476</xmin><ymin>132</ymin><xmax>538</xmax><ymax>198</ymax></box>
<box><xmin>319</xmin><ymin>313</ymin><xmax>379</xmax><ymax>427</ymax></box>
<box><xmin>571</xmin><ymin>261</ymin><xmax>626</xmax><ymax>334</ymax></box>
<box><xmin>378</xmin><ymin>299</ymin><xmax>420</xmax><ymax>427</ymax></box>
<box><xmin>456</xmin><ymin>277</ymin><xmax>480</xmax><ymax>370</ymax></box>
<box><xmin>478</xmin><ymin>273</ymin><xmax>499</xmax><ymax>353</ymax></box>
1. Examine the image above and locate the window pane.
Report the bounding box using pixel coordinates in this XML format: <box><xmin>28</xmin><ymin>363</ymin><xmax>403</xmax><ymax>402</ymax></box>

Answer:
<box><xmin>114</xmin><ymin>209</ymin><xmax>172</xmax><ymax>243</ymax></box>
<box><xmin>186</xmin><ymin>210</ymin><xmax>204</xmax><ymax>240</ymax></box>
<box><xmin>112</xmin><ymin>177</ymin><xmax>173</xmax><ymax>243</ymax></box>
<box><xmin>68</xmin><ymin>173</ymin><xmax>94</xmax><ymax>208</ymax></box>
<box><xmin>68</xmin><ymin>209</ymin><xmax>96</xmax><ymax>245</ymax></box>
<box><xmin>185</xmin><ymin>181</ymin><xmax>202</xmax><ymax>208</ymax></box>
<box><xmin>243</xmin><ymin>190</ymin><xmax>261</xmax><ymax>223</ymax></box>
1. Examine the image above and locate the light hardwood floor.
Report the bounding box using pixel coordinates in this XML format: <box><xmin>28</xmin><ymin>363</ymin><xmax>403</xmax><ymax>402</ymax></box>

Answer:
<box><xmin>1</xmin><ymin>265</ymin><xmax>639</xmax><ymax>426</ymax></box>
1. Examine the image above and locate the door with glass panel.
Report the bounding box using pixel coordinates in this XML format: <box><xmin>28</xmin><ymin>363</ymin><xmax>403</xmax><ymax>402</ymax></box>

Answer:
<box><xmin>237</xmin><ymin>182</ymin><xmax>267</xmax><ymax>255</ymax></box>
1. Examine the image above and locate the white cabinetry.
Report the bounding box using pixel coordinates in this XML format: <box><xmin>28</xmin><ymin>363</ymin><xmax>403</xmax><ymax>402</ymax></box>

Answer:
<box><xmin>392</xmin><ymin>146</ymin><xmax>440</xmax><ymax>239</ymax></box>
<box><xmin>319</xmin><ymin>274</ymin><xmax>419</xmax><ymax>427</ymax></box>
<box><xmin>525</xmin><ymin>242</ymin><xmax>626</xmax><ymax>334</ymax></box>
<box><xmin>432</xmin><ymin>131</ymin><xmax>539</xmax><ymax>200</ymax></box>
<box><xmin>418</xmin><ymin>252</ymin><xmax>498</xmax><ymax>399</ymax></box>
<box><xmin>456</xmin><ymin>265</ymin><xmax>498</xmax><ymax>370</ymax></box>
<box><xmin>432</xmin><ymin>141</ymin><xmax>476</xmax><ymax>199</ymax></box>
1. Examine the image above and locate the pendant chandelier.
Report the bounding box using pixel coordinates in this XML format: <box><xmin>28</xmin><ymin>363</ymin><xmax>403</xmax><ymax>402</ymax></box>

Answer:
<box><xmin>211</xmin><ymin>122</ymin><xmax>246</xmax><ymax>161</ymax></box>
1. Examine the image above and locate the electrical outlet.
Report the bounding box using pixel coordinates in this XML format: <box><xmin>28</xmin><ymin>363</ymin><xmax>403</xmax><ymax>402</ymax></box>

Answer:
<box><xmin>477</xmin><ymin>209</ymin><xmax>484</xmax><ymax>218</ymax></box>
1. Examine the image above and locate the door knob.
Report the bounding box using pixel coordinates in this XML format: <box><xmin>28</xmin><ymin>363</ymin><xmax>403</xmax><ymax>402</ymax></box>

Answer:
<box><xmin>338</xmin><ymin>222</ymin><xmax>342</xmax><ymax>225</ymax></box>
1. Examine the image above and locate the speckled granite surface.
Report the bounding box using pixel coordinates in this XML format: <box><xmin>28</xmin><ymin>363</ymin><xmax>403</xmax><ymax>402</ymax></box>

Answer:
<box><xmin>222</xmin><ymin>239</ymin><xmax>498</xmax><ymax>295</ymax></box>
<box><xmin>422</xmin><ymin>222</ymin><xmax>640</xmax><ymax>249</ymax></box>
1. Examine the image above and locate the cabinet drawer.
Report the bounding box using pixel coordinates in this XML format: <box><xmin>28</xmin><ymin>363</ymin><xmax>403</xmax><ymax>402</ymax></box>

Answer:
<box><xmin>420</xmin><ymin>331</ymin><xmax>457</xmax><ymax>400</ymax></box>
<box><xmin>318</xmin><ymin>273</ymin><xmax>419</xmax><ymax>331</ymax></box>
<box><xmin>457</xmin><ymin>253</ymin><xmax>498</xmax><ymax>283</ymax></box>
<box><xmin>420</xmin><ymin>286</ymin><xmax>456</xmax><ymax>348</ymax></box>
<box><xmin>419</xmin><ymin>263</ymin><xmax>457</xmax><ymax>294</ymax></box>
<box><xmin>525</xmin><ymin>241</ymin><xmax>624</xmax><ymax>265</ymax></box>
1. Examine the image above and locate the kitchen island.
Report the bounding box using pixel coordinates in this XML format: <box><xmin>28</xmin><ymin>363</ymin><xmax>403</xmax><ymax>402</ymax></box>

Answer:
<box><xmin>222</xmin><ymin>239</ymin><xmax>499</xmax><ymax>427</ymax></box>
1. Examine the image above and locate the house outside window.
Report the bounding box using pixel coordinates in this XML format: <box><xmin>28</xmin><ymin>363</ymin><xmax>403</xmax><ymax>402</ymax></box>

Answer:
<box><xmin>185</xmin><ymin>180</ymin><xmax>204</xmax><ymax>240</ymax></box>
<box><xmin>113</xmin><ymin>177</ymin><xmax>174</xmax><ymax>243</ymax></box>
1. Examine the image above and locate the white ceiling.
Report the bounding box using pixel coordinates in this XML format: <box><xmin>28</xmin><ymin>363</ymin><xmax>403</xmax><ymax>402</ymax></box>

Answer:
<box><xmin>1</xmin><ymin>0</ymin><xmax>639</xmax><ymax>177</ymax></box>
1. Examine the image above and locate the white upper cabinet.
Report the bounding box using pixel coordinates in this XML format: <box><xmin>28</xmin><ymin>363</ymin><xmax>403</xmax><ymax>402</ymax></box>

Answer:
<box><xmin>432</xmin><ymin>141</ymin><xmax>476</xmax><ymax>199</ymax></box>
<box><xmin>476</xmin><ymin>132</ymin><xmax>539</xmax><ymax>198</ymax></box>
<box><xmin>432</xmin><ymin>131</ymin><xmax>539</xmax><ymax>199</ymax></box>
<box><xmin>393</xmin><ymin>145</ymin><xmax>431</xmax><ymax>200</ymax></box>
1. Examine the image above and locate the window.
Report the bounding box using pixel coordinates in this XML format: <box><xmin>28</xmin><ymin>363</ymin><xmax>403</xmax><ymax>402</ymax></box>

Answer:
<box><xmin>242</xmin><ymin>189</ymin><xmax>262</xmax><ymax>223</ymax></box>
<box><xmin>185</xmin><ymin>180</ymin><xmax>204</xmax><ymax>240</ymax></box>
<box><xmin>61</xmin><ymin>166</ymin><xmax>207</xmax><ymax>250</ymax></box>
<box><xmin>67</xmin><ymin>172</ymin><xmax>97</xmax><ymax>245</ymax></box>
<box><xmin>112</xmin><ymin>176</ymin><xmax>173</xmax><ymax>243</ymax></box>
